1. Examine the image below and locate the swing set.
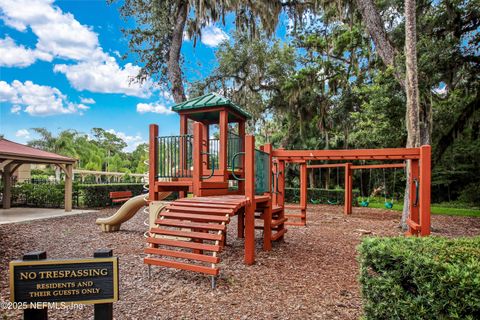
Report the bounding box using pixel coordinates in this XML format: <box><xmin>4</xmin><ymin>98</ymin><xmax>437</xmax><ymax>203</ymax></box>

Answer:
<box><xmin>353</xmin><ymin>163</ymin><xmax>406</xmax><ymax>209</ymax></box>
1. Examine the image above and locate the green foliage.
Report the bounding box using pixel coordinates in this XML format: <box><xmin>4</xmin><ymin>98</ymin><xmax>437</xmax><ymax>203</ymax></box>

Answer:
<box><xmin>26</xmin><ymin>128</ymin><xmax>147</xmax><ymax>175</ymax></box>
<box><xmin>11</xmin><ymin>182</ymin><xmax>65</xmax><ymax>208</ymax></box>
<box><xmin>358</xmin><ymin>236</ymin><xmax>480</xmax><ymax>319</ymax></box>
<box><xmin>77</xmin><ymin>183</ymin><xmax>144</xmax><ymax>208</ymax></box>
<box><xmin>458</xmin><ymin>183</ymin><xmax>480</xmax><ymax>206</ymax></box>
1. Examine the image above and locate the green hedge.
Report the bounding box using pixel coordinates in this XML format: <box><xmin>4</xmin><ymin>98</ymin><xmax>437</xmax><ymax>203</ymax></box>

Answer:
<box><xmin>11</xmin><ymin>182</ymin><xmax>65</xmax><ymax>207</ymax></box>
<box><xmin>358</xmin><ymin>236</ymin><xmax>480</xmax><ymax>319</ymax></box>
<box><xmin>285</xmin><ymin>187</ymin><xmax>360</xmax><ymax>205</ymax></box>
<box><xmin>10</xmin><ymin>182</ymin><xmax>146</xmax><ymax>208</ymax></box>
<box><xmin>77</xmin><ymin>183</ymin><xmax>145</xmax><ymax>208</ymax></box>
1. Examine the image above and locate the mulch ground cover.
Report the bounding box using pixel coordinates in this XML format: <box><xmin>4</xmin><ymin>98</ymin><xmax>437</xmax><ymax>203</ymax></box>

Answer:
<box><xmin>1</xmin><ymin>204</ymin><xmax>479</xmax><ymax>319</ymax></box>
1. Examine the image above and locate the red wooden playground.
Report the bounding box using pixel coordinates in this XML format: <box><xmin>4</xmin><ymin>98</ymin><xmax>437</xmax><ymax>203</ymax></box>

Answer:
<box><xmin>144</xmin><ymin>93</ymin><xmax>431</xmax><ymax>286</ymax></box>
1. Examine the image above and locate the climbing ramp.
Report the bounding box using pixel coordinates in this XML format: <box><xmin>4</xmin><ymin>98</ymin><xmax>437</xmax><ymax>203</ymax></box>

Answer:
<box><xmin>144</xmin><ymin>195</ymin><xmax>248</xmax><ymax>277</ymax></box>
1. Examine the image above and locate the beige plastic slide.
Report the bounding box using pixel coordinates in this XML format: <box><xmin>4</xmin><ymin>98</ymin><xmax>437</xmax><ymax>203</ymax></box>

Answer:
<box><xmin>96</xmin><ymin>192</ymin><xmax>171</xmax><ymax>232</ymax></box>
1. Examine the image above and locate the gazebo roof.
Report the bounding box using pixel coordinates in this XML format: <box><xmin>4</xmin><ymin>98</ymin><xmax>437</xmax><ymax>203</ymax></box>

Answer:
<box><xmin>0</xmin><ymin>138</ymin><xmax>76</xmax><ymax>164</ymax></box>
<box><xmin>172</xmin><ymin>93</ymin><xmax>252</xmax><ymax>120</ymax></box>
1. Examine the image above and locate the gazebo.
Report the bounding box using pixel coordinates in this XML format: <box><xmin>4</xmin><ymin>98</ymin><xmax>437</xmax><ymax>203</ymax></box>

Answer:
<box><xmin>0</xmin><ymin>138</ymin><xmax>76</xmax><ymax>211</ymax></box>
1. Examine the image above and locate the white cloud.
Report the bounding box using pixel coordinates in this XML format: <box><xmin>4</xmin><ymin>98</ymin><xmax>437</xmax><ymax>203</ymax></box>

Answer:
<box><xmin>136</xmin><ymin>102</ymin><xmax>174</xmax><ymax>114</ymax></box>
<box><xmin>0</xmin><ymin>36</ymin><xmax>51</xmax><ymax>67</ymax></box>
<box><xmin>11</xmin><ymin>105</ymin><xmax>21</xmax><ymax>114</ymax></box>
<box><xmin>0</xmin><ymin>0</ymin><xmax>156</xmax><ymax>98</ymax></box>
<box><xmin>0</xmin><ymin>80</ymin><xmax>89</xmax><ymax>116</ymax></box>
<box><xmin>200</xmin><ymin>25</ymin><xmax>229</xmax><ymax>47</ymax></box>
<box><xmin>15</xmin><ymin>129</ymin><xmax>30</xmax><ymax>138</ymax></box>
<box><xmin>54</xmin><ymin>58</ymin><xmax>154</xmax><ymax>98</ymax></box>
<box><xmin>80</xmin><ymin>97</ymin><xmax>95</xmax><ymax>104</ymax></box>
<box><xmin>0</xmin><ymin>0</ymin><xmax>99</xmax><ymax>62</ymax></box>
<box><xmin>106</xmin><ymin>129</ymin><xmax>146</xmax><ymax>152</ymax></box>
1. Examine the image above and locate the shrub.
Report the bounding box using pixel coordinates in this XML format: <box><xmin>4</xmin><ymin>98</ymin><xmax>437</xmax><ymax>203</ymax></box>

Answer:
<box><xmin>11</xmin><ymin>182</ymin><xmax>65</xmax><ymax>207</ymax></box>
<box><xmin>458</xmin><ymin>183</ymin><xmax>480</xmax><ymax>206</ymax></box>
<box><xmin>358</xmin><ymin>236</ymin><xmax>480</xmax><ymax>320</ymax></box>
<box><xmin>77</xmin><ymin>183</ymin><xmax>145</xmax><ymax>208</ymax></box>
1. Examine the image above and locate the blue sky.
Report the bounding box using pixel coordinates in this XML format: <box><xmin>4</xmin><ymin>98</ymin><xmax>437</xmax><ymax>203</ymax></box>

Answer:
<box><xmin>0</xmin><ymin>0</ymin><xmax>289</xmax><ymax>151</ymax></box>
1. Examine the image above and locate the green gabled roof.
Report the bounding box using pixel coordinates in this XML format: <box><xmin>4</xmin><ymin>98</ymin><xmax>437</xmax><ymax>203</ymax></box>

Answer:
<box><xmin>171</xmin><ymin>93</ymin><xmax>252</xmax><ymax>119</ymax></box>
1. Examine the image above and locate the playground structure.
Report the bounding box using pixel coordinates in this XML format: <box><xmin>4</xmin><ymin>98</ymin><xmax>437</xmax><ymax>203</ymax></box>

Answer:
<box><xmin>139</xmin><ymin>93</ymin><xmax>431</xmax><ymax>284</ymax></box>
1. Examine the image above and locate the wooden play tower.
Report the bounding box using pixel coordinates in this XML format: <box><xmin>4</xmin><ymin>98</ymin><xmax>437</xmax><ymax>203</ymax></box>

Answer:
<box><xmin>145</xmin><ymin>93</ymin><xmax>432</xmax><ymax>285</ymax></box>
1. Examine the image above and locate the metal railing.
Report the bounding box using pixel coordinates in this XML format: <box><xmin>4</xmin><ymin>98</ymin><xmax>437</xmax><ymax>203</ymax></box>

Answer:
<box><xmin>207</xmin><ymin>131</ymin><xmax>243</xmax><ymax>170</ymax></box>
<box><xmin>157</xmin><ymin>134</ymin><xmax>193</xmax><ymax>178</ymax></box>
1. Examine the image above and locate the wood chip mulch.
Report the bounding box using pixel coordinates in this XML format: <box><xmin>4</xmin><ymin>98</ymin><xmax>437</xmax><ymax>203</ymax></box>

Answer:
<box><xmin>1</xmin><ymin>204</ymin><xmax>479</xmax><ymax>319</ymax></box>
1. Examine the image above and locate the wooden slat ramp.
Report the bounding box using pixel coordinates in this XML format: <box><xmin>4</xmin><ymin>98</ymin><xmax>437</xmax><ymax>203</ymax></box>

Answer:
<box><xmin>144</xmin><ymin>195</ymin><xmax>248</xmax><ymax>285</ymax></box>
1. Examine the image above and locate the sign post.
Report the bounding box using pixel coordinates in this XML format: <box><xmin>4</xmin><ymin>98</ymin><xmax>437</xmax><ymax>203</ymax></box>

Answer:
<box><xmin>93</xmin><ymin>249</ymin><xmax>114</xmax><ymax>320</ymax></box>
<box><xmin>22</xmin><ymin>251</ymin><xmax>48</xmax><ymax>320</ymax></box>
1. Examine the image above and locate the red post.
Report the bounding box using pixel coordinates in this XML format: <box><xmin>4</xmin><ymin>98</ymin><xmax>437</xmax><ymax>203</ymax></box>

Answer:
<box><xmin>348</xmin><ymin>164</ymin><xmax>353</xmax><ymax>214</ymax></box>
<box><xmin>419</xmin><ymin>145</ymin><xmax>431</xmax><ymax>236</ymax></box>
<box><xmin>244</xmin><ymin>135</ymin><xmax>256</xmax><ymax>265</ymax></box>
<box><xmin>219</xmin><ymin>110</ymin><xmax>228</xmax><ymax>180</ymax></box>
<box><xmin>408</xmin><ymin>159</ymin><xmax>420</xmax><ymax>235</ymax></box>
<box><xmin>263</xmin><ymin>143</ymin><xmax>273</xmax><ymax>250</ymax></box>
<box><xmin>344</xmin><ymin>163</ymin><xmax>350</xmax><ymax>214</ymax></box>
<box><xmin>192</xmin><ymin>122</ymin><xmax>203</xmax><ymax>197</ymax></box>
<box><xmin>149</xmin><ymin>124</ymin><xmax>158</xmax><ymax>201</ymax></box>
<box><xmin>300</xmin><ymin>162</ymin><xmax>307</xmax><ymax>225</ymax></box>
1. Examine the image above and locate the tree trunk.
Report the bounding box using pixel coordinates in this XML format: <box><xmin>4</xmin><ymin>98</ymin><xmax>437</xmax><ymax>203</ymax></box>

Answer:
<box><xmin>355</xmin><ymin>0</ymin><xmax>425</xmax><ymax>230</ymax></box>
<box><xmin>401</xmin><ymin>0</ymin><xmax>421</xmax><ymax>229</ymax></box>
<box><xmin>168</xmin><ymin>0</ymin><xmax>188</xmax><ymax>103</ymax></box>
<box><xmin>354</xmin><ymin>0</ymin><xmax>404</xmax><ymax>88</ymax></box>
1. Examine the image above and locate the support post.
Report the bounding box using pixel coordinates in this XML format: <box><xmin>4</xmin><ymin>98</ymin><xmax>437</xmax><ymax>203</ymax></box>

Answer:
<box><xmin>349</xmin><ymin>164</ymin><xmax>353</xmax><ymax>214</ymax></box>
<box><xmin>94</xmin><ymin>249</ymin><xmax>113</xmax><ymax>320</ymax></box>
<box><xmin>23</xmin><ymin>251</ymin><xmax>48</xmax><ymax>320</ymax></box>
<box><xmin>2</xmin><ymin>163</ymin><xmax>12</xmax><ymax>209</ymax></box>
<box><xmin>419</xmin><ymin>145</ymin><xmax>431</xmax><ymax>236</ymax></box>
<box><xmin>344</xmin><ymin>163</ymin><xmax>349</xmax><ymax>215</ymax></box>
<box><xmin>192</xmin><ymin>122</ymin><xmax>203</xmax><ymax>196</ymax></box>
<box><xmin>149</xmin><ymin>124</ymin><xmax>159</xmax><ymax>201</ymax></box>
<box><xmin>277</xmin><ymin>160</ymin><xmax>286</xmax><ymax>241</ymax></box>
<box><xmin>64</xmin><ymin>164</ymin><xmax>73</xmax><ymax>212</ymax></box>
<box><xmin>300</xmin><ymin>162</ymin><xmax>307</xmax><ymax>225</ymax></box>
<box><xmin>244</xmin><ymin>135</ymin><xmax>256</xmax><ymax>265</ymax></box>
<box><xmin>344</xmin><ymin>163</ymin><xmax>353</xmax><ymax>215</ymax></box>
<box><xmin>263</xmin><ymin>143</ymin><xmax>273</xmax><ymax>250</ymax></box>
<box><xmin>219</xmin><ymin>110</ymin><xmax>228</xmax><ymax>180</ymax></box>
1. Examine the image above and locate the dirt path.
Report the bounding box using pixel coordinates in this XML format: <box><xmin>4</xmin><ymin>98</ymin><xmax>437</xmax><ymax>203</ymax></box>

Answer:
<box><xmin>1</xmin><ymin>205</ymin><xmax>479</xmax><ymax>319</ymax></box>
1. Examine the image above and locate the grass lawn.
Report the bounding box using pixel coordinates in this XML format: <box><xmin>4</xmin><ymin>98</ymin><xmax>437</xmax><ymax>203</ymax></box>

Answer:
<box><xmin>359</xmin><ymin>198</ymin><xmax>480</xmax><ymax>218</ymax></box>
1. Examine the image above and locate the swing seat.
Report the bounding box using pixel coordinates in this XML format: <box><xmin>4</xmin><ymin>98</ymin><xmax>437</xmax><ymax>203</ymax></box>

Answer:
<box><xmin>327</xmin><ymin>199</ymin><xmax>338</xmax><ymax>205</ymax></box>
<box><xmin>384</xmin><ymin>201</ymin><xmax>394</xmax><ymax>209</ymax></box>
<box><xmin>311</xmin><ymin>199</ymin><xmax>321</xmax><ymax>204</ymax></box>
<box><xmin>360</xmin><ymin>200</ymin><xmax>369</xmax><ymax>207</ymax></box>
